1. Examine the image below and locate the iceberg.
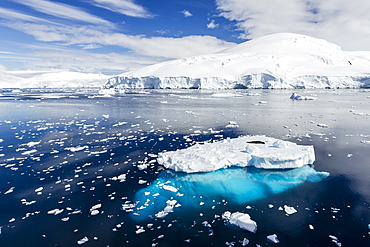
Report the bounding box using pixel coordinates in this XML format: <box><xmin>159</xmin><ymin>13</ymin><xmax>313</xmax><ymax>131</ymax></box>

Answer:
<box><xmin>131</xmin><ymin>165</ymin><xmax>329</xmax><ymax>221</ymax></box>
<box><xmin>157</xmin><ymin>136</ymin><xmax>315</xmax><ymax>173</ymax></box>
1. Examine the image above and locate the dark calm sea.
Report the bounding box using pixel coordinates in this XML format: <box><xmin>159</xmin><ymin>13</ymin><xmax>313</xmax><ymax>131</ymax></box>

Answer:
<box><xmin>0</xmin><ymin>89</ymin><xmax>369</xmax><ymax>247</ymax></box>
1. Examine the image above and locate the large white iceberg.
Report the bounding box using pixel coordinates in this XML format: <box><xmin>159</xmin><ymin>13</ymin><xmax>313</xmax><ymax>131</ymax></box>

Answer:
<box><xmin>131</xmin><ymin>165</ymin><xmax>329</xmax><ymax>221</ymax></box>
<box><xmin>105</xmin><ymin>33</ymin><xmax>370</xmax><ymax>89</ymax></box>
<box><xmin>157</xmin><ymin>136</ymin><xmax>315</xmax><ymax>173</ymax></box>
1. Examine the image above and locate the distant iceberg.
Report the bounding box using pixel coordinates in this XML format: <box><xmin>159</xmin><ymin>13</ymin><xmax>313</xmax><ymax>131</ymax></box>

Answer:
<box><xmin>105</xmin><ymin>33</ymin><xmax>370</xmax><ymax>89</ymax></box>
<box><xmin>157</xmin><ymin>136</ymin><xmax>315</xmax><ymax>173</ymax></box>
<box><xmin>131</xmin><ymin>165</ymin><xmax>329</xmax><ymax>221</ymax></box>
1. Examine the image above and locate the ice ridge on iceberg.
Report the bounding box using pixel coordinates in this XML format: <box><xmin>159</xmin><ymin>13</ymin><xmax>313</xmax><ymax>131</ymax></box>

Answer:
<box><xmin>131</xmin><ymin>165</ymin><xmax>329</xmax><ymax>221</ymax></box>
<box><xmin>157</xmin><ymin>135</ymin><xmax>315</xmax><ymax>173</ymax></box>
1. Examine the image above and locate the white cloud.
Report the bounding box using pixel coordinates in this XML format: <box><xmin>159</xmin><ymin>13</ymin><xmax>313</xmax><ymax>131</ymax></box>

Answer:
<box><xmin>89</xmin><ymin>0</ymin><xmax>153</xmax><ymax>18</ymax></box>
<box><xmin>10</xmin><ymin>0</ymin><xmax>112</xmax><ymax>26</ymax></box>
<box><xmin>3</xmin><ymin>21</ymin><xmax>235</xmax><ymax>59</ymax></box>
<box><xmin>207</xmin><ymin>20</ymin><xmax>219</xmax><ymax>29</ymax></box>
<box><xmin>216</xmin><ymin>0</ymin><xmax>370</xmax><ymax>51</ymax></box>
<box><xmin>0</xmin><ymin>7</ymin><xmax>53</xmax><ymax>23</ymax></box>
<box><xmin>181</xmin><ymin>10</ymin><xmax>193</xmax><ymax>17</ymax></box>
<box><xmin>0</xmin><ymin>64</ymin><xmax>7</xmax><ymax>70</ymax></box>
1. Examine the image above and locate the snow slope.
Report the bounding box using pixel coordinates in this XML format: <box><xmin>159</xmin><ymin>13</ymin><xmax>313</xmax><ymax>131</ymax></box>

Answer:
<box><xmin>0</xmin><ymin>70</ymin><xmax>109</xmax><ymax>88</ymax></box>
<box><xmin>105</xmin><ymin>33</ymin><xmax>370</xmax><ymax>89</ymax></box>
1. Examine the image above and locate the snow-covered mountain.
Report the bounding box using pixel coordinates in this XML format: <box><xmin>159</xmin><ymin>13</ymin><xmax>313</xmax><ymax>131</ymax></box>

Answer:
<box><xmin>0</xmin><ymin>70</ymin><xmax>109</xmax><ymax>88</ymax></box>
<box><xmin>105</xmin><ymin>33</ymin><xmax>370</xmax><ymax>89</ymax></box>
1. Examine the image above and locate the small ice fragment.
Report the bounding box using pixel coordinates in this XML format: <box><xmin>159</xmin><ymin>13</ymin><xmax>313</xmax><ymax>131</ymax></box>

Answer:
<box><xmin>90</xmin><ymin>210</ymin><xmax>99</xmax><ymax>216</ymax></box>
<box><xmin>284</xmin><ymin>205</ymin><xmax>297</xmax><ymax>215</ymax></box>
<box><xmin>135</xmin><ymin>226</ymin><xmax>145</xmax><ymax>234</ymax></box>
<box><xmin>329</xmin><ymin>235</ymin><xmax>342</xmax><ymax>247</ymax></box>
<box><xmin>224</xmin><ymin>211</ymin><xmax>257</xmax><ymax>233</ymax></box>
<box><xmin>317</xmin><ymin>123</ymin><xmax>328</xmax><ymax>128</ymax></box>
<box><xmin>102</xmin><ymin>114</ymin><xmax>109</xmax><ymax>118</ymax></box>
<box><xmin>290</xmin><ymin>92</ymin><xmax>316</xmax><ymax>100</ymax></box>
<box><xmin>309</xmin><ymin>224</ymin><xmax>314</xmax><ymax>230</ymax></box>
<box><xmin>240</xmin><ymin>238</ymin><xmax>249</xmax><ymax>246</ymax></box>
<box><xmin>77</xmin><ymin>236</ymin><xmax>89</xmax><ymax>245</ymax></box>
<box><xmin>47</xmin><ymin>208</ymin><xmax>64</xmax><ymax>215</ymax></box>
<box><xmin>90</xmin><ymin>204</ymin><xmax>102</xmax><ymax>211</ymax></box>
<box><xmin>4</xmin><ymin>187</ymin><xmax>15</xmax><ymax>195</ymax></box>
<box><xmin>9</xmin><ymin>218</ymin><xmax>15</xmax><ymax>223</ymax></box>
<box><xmin>162</xmin><ymin>185</ymin><xmax>178</xmax><ymax>193</ymax></box>
<box><xmin>35</xmin><ymin>187</ymin><xmax>43</xmax><ymax>193</ymax></box>
<box><xmin>268</xmin><ymin>204</ymin><xmax>274</xmax><ymax>208</ymax></box>
<box><xmin>267</xmin><ymin>234</ymin><xmax>280</xmax><ymax>243</ymax></box>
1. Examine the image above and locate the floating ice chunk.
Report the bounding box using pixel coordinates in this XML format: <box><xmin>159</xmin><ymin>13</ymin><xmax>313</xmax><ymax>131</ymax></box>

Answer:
<box><xmin>267</xmin><ymin>234</ymin><xmax>280</xmax><ymax>243</ymax></box>
<box><xmin>240</xmin><ymin>238</ymin><xmax>249</xmax><ymax>246</ymax></box>
<box><xmin>155</xmin><ymin>200</ymin><xmax>179</xmax><ymax>218</ymax></box>
<box><xmin>90</xmin><ymin>203</ymin><xmax>102</xmax><ymax>211</ymax></box>
<box><xmin>47</xmin><ymin>208</ymin><xmax>64</xmax><ymax>215</ymax></box>
<box><xmin>211</xmin><ymin>93</ymin><xmax>243</xmax><ymax>97</ymax></box>
<box><xmin>110</xmin><ymin>174</ymin><xmax>126</xmax><ymax>182</ymax></box>
<box><xmin>135</xmin><ymin>225</ymin><xmax>145</xmax><ymax>234</ymax></box>
<box><xmin>223</xmin><ymin>211</ymin><xmax>257</xmax><ymax>233</ymax></box>
<box><xmin>290</xmin><ymin>92</ymin><xmax>316</xmax><ymax>100</ymax></box>
<box><xmin>162</xmin><ymin>185</ymin><xmax>178</xmax><ymax>193</ymax></box>
<box><xmin>4</xmin><ymin>187</ymin><xmax>15</xmax><ymax>195</ymax></box>
<box><xmin>132</xmin><ymin>165</ymin><xmax>329</xmax><ymax>221</ymax></box>
<box><xmin>77</xmin><ymin>236</ymin><xmax>89</xmax><ymax>245</ymax></box>
<box><xmin>158</xmin><ymin>135</ymin><xmax>315</xmax><ymax>173</ymax></box>
<box><xmin>284</xmin><ymin>205</ymin><xmax>297</xmax><ymax>215</ymax></box>
<box><xmin>329</xmin><ymin>235</ymin><xmax>342</xmax><ymax>247</ymax></box>
<box><xmin>65</xmin><ymin>146</ymin><xmax>88</xmax><ymax>152</ymax></box>
<box><xmin>23</xmin><ymin>141</ymin><xmax>41</xmax><ymax>147</ymax></box>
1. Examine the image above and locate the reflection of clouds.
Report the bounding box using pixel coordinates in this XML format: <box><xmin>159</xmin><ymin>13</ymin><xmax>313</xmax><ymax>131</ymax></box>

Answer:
<box><xmin>132</xmin><ymin>165</ymin><xmax>329</xmax><ymax>221</ymax></box>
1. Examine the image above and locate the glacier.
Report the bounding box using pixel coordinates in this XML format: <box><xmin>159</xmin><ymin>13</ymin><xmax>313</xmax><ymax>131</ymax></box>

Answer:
<box><xmin>104</xmin><ymin>33</ymin><xmax>370</xmax><ymax>89</ymax></box>
<box><xmin>157</xmin><ymin>136</ymin><xmax>315</xmax><ymax>173</ymax></box>
<box><xmin>131</xmin><ymin>165</ymin><xmax>329</xmax><ymax>221</ymax></box>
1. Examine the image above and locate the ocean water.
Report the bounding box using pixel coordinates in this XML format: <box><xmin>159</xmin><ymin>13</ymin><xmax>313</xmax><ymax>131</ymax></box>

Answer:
<box><xmin>0</xmin><ymin>89</ymin><xmax>369</xmax><ymax>247</ymax></box>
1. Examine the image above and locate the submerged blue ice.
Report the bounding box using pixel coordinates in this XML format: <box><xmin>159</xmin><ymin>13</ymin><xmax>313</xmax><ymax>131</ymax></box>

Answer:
<box><xmin>132</xmin><ymin>165</ymin><xmax>329</xmax><ymax>221</ymax></box>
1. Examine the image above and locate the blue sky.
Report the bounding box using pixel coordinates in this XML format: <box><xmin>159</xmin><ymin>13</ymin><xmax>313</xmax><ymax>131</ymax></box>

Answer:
<box><xmin>1</xmin><ymin>0</ymin><xmax>370</xmax><ymax>74</ymax></box>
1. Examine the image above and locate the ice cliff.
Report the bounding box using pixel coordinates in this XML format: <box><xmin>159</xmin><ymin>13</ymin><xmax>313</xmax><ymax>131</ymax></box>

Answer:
<box><xmin>105</xmin><ymin>33</ymin><xmax>370</xmax><ymax>89</ymax></box>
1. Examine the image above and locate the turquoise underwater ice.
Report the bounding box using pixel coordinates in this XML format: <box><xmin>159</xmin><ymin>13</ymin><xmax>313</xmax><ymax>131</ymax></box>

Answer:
<box><xmin>132</xmin><ymin>165</ymin><xmax>329</xmax><ymax>221</ymax></box>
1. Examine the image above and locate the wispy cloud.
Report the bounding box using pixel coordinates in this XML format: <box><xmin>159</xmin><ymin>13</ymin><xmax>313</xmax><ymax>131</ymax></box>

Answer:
<box><xmin>3</xmin><ymin>21</ymin><xmax>235</xmax><ymax>59</ymax></box>
<box><xmin>88</xmin><ymin>0</ymin><xmax>153</xmax><ymax>18</ymax></box>
<box><xmin>0</xmin><ymin>7</ymin><xmax>52</xmax><ymax>23</ymax></box>
<box><xmin>216</xmin><ymin>0</ymin><xmax>370</xmax><ymax>50</ymax></box>
<box><xmin>10</xmin><ymin>0</ymin><xmax>112</xmax><ymax>26</ymax></box>
<box><xmin>181</xmin><ymin>10</ymin><xmax>193</xmax><ymax>17</ymax></box>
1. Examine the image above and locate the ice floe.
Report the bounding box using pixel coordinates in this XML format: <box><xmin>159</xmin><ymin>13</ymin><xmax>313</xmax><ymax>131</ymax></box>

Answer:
<box><xmin>157</xmin><ymin>135</ymin><xmax>315</xmax><ymax>173</ymax></box>
<box><xmin>290</xmin><ymin>92</ymin><xmax>317</xmax><ymax>100</ymax></box>
<box><xmin>267</xmin><ymin>234</ymin><xmax>280</xmax><ymax>243</ymax></box>
<box><xmin>222</xmin><ymin>211</ymin><xmax>257</xmax><ymax>233</ymax></box>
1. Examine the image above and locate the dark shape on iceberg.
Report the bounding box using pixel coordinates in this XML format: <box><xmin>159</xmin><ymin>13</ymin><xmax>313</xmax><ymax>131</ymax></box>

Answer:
<box><xmin>131</xmin><ymin>165</ymin><xmax>329</xmax><ymax>221</ymax></box>
<box><xmin>246</xmin><ymin>140</ymin><xmax>266</xmax><ymax>144</ymax></box>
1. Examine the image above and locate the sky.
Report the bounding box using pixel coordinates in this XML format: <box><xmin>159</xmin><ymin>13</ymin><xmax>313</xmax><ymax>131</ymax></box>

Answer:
<box><xmin>1</xmin><ymin>0</ymin><xmax>370</xmax><ymax>75</ymax></box>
